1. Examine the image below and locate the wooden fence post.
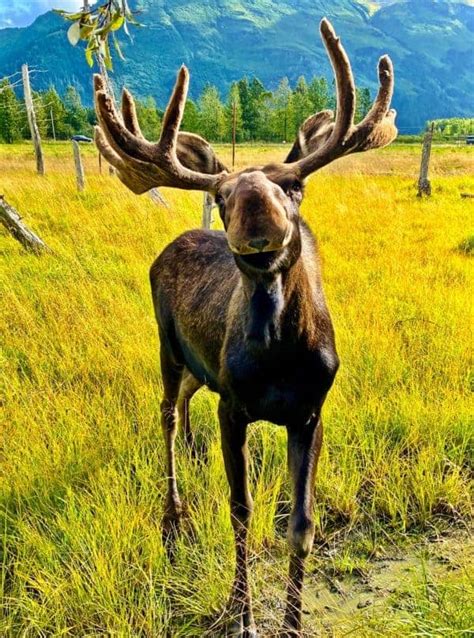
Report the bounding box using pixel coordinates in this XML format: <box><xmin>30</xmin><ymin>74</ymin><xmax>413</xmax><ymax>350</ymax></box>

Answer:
<box><xmin>72</xmin><ymin>140</ymin><xmax>85</xmax><ymax>192</ymax></box>
<box><xmin>0</xmin><ymin>195</ymin><xmax>49</xmax><ymax>254</ymax></box>
<box><xmin>22</xmin><ymin>63</ymin><xmax>45</xmax><ymax>175</ymax></box>
<box><xmin>202</xmin><ymin>192</ymin><xmax>214</xmax><ymax>229</ymax></box>
<box><xmin>50</xmin><ymin>107</ymin><xmax>56</xmax><ymax>141</ymax></box>
<box><xmin>417</xmin><ymin>122</ymin><xmax>434</xmax><ymax>197</ymax></box>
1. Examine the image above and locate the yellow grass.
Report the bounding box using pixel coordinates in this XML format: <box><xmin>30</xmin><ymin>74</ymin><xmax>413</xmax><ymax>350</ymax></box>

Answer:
<box><xmin>0</xmin><ymin>142</ymin><xmax>473</xmax><ymax>636</ymax></box>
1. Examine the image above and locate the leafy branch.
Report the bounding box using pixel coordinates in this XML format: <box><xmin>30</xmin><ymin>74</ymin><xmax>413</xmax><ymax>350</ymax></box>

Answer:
<box><xmin>54</xmin><ymin>0</ymin><xmax>140</xmax><ymax>69</ymax></box>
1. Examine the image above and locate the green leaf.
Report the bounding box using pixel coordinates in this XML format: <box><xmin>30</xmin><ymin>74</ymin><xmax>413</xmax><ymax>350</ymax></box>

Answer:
<box><xmin>100</xmin><ymin>40</ymin><xmax>113</xmax><ymax>70</ymax></box>
<box><xmin>67</xmin><ymin>21</ymin><xmax>81</xmax><ymax>46</ymax></box>
<box><xmin>112</xmin><ymin>34</ymin><xmax>125</xmax><ymax>61</ymax></box>
<box><xmin>85</xmin><ymin>48</ymin><xmax>94</xmax><ymax>67</ymax></box>
<box><xmin>111</xmin><ymin>15</ymin><xmax>125</xmax><ymax>32</ymax></box>
<box><xmin>54</xmin><ymin>10</ymin><xmax>83</xmax><ymax>20</ymax></box>
<box><xmin>79</xmin><ymin>24</ymin><xmax>95</xmax><ymax>38</ymax></box>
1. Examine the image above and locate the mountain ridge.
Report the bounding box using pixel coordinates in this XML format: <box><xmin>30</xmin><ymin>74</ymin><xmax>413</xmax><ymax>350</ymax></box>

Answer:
<box><xmin>0</xmin><ymin>0</ymin><xmax>472</xmax><ymax>132</ymax></box>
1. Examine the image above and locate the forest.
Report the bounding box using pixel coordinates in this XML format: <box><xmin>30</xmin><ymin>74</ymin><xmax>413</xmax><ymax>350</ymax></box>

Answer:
<box><xmin>0</xmin><ymin>74</ymin><xmax>373</xmax><ymax>144</ymax></box>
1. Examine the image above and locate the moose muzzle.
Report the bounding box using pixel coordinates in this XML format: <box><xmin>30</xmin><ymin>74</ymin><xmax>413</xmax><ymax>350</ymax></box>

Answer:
<box><xmin>225</xmin><ymin>172</ymin><xmax>293</xmax><ymax>255</ymax></box>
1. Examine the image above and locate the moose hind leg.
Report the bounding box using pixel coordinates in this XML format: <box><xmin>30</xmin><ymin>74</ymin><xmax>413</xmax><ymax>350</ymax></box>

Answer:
<box><xmin>177</xmin><ymin>367</ymin><xmax>203</xmax><ymax>457</ymax></box>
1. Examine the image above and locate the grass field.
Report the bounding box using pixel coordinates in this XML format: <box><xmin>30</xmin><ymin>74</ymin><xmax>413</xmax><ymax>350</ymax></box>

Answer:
<box><xmin>0</xmin><ymin>142</ymin><xmax>473</xmax><ymax>636</ymax></box>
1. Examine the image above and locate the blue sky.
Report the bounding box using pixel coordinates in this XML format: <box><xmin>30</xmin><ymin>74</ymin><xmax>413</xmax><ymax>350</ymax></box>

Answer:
<box><xmin>0</xmin><ymin>0</ymin><xmax>82</xmax><ymax>29</ymax></box>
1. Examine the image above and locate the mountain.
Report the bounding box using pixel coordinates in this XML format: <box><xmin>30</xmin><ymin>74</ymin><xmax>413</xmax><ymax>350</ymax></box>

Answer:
<box><xmin>0</xmin><ymin>0</ymin><xmax>472</xmax><ymax>132</ymax></box>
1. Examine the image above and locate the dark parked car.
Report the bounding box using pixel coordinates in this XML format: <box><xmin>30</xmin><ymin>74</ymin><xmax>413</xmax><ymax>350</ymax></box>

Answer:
<box><xmin>71</xmin><ymin>135</ymin><xmax>93</xmax><ymax>143</ymax></box>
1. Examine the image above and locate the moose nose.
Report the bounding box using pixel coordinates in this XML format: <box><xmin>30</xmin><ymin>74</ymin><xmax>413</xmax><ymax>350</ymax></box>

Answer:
<box><xmin>248</xmin><ymin>238</ymin><xmax>270</xmax><ymax>252</ymax></box>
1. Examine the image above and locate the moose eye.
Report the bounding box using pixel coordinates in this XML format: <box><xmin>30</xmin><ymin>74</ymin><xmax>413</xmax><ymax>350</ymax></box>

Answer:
<box><xmin>285</xmin><ymin>181</ymin><xmax>302</xmax><ymax>197</ymax></box>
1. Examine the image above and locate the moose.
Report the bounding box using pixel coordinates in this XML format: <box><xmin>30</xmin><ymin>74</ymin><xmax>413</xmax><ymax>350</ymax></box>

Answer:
<box><xmin>94</xmin><ymin>18</ymin><xmax>396</xmax><ymax>637</ymax></box>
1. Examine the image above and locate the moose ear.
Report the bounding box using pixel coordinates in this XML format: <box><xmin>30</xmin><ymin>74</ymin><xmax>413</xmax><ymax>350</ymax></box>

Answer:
<box><xmin>284</xmin><ymin>111</ymin><xmax>335</xmax><ymax>163</ymax></box>
<box><xmin>176</xmin><ymin>132</ymin><xmax>228</xmax><ymax>174</ymax></box>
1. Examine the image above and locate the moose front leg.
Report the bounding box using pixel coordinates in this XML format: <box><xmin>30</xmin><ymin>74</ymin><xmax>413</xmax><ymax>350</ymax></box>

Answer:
<box><xmin>218</xmin><ymin>400</ymin><xmax>256</xmax><ymax>638</ymax></box>
<box><xmin>281</xmin><ymin>415</ymin><xmax>323</xmax><ymax>636</ymax></box>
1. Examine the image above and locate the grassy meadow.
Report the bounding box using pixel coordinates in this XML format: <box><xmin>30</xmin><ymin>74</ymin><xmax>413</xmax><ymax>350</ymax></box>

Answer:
<box><xmin>0</xmin><ymin>142</ymin><xmax>473</xmax><ymax>636</ymax></box>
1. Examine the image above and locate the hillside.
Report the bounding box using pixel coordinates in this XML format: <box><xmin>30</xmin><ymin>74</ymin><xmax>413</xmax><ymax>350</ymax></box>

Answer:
<box><xmin>0</xmin><ymin>0</ymin><xmax>472</xmax><ymax>131</ymax></box>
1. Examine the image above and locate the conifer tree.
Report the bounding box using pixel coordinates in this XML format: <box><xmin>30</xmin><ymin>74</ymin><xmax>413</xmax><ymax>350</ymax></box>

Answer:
<box><xmin>43</xmin><ymin>86</ymin><xmax>68</xmax><ymax>139</ymax></box>
<box><xmin>182</xmin><ymin>99</ymin><xmax>200</xmax><ymax>134</ymax></box>
<box><xmin>292</xmin><ymin>76</ymin><xmax>314</xmax><ymax>135</ymax></box>
<box><xmin>199</xmin><ymin>84</ymin><xmax>225</xmax><ymax>142</ymax></box>
<box><xmin>64</xmin><ymin>85</ymin><xmax>88</xmax><ymax>135</ymax></box>
<box><xmin>136</xmin><ymin>96</ymin><xmax>161</xmax><ymax>139</ymax></box>
<box><xmin>308</xmin><ymin>76</ymin><xmax>330</xmax><ymax>113</ymax></box>
<box><xmin>0</xmin><ymin>79</ymin><xmax>22</xmax><ymax>143</ymax></box>
<box><xmin>225</xmin><ymin>83</ymin><xmax>243</xmax><ymax>143</ymax></box>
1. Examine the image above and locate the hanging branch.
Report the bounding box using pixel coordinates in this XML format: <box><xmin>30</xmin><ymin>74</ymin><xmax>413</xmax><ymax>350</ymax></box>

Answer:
<box><xmin>54</xmin><ymin>0</ymin><xmax>140</xmax><ymax>70</ymax></box>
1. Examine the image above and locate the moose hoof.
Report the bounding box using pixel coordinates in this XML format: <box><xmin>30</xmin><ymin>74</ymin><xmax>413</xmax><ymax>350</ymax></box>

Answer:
<box><xmin>227</xmin><ymin>617</ymin><xmax>258</xmax><ymax>638</ymax></box>
<box><xmin>278</xmin><ymin>624</ymin><xmax>301</xmax><ymax>638</ymax></box>
<box><xmin>161</xmin><ymin>502</ymin><xmax>185</xmax><ymax>559</ymax></box>
<box><xmin>226</xmin><ymin>606</ymin><xmax>257</xmax><ymax>637</ymax></box>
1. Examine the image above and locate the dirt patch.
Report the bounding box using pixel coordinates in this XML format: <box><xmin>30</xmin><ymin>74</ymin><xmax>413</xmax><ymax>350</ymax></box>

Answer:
<box><xmin>257</xmin><ymin>527</ymin><xmax>473</xmax><ymax>637</ymax></box>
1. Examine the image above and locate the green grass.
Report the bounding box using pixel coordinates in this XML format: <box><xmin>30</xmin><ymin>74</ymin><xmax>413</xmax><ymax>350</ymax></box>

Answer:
<box><xmin>0</xmin><ymin>142</ymin><xmax>472</xmax><ymax>635</ymax></box>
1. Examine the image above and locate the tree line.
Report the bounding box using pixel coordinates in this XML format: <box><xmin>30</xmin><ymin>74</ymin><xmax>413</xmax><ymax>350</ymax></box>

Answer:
<box><xmin>0</xmin><ymin>79</ymin><xmax>95</xmax><ymax>143</ymax></box>
<box><xmin>428</xmin><ymin>118</ymin><xmax>474</xmax><ymax>137</ymax></box>
<box><xmin>0</xmin><ymin>74</ymin><xmax>376</xmax><ymax>144</ymax></box>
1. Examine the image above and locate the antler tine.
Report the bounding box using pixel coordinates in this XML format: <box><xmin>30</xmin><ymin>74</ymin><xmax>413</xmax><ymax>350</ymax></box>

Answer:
<box><xmin>95</xmin><ymin>83</ymin><xmax>156</xmax><ymax>163</ymax></box>
<box><xmin>343</xmin><ymin>55</ymin><xmax>397</xmax><ymax>153</ymax></box>
<box><xmin>122</xmin><ymin>88</ymin><xmax>145</xmax><ymax>139</ymax></box>
<box><xmin>158</xmin><ymin>65</ymin><xmax>188</xmax><ymax>156</ymax></box>
<box><xmin>94</xmin><ymin>74</ymin><xmax>141</xmax><ymax>162</ymax></box>
<box><xmin>290</xmin><ymin>18</ymin><xmax>356</xmax><ymax>178</ymax></box>
<box><xmin>320</xmin><ymin>18</ymin><xmax>355</xmax><ymax>149</ymax></box>
<box><xmin>365</xmin><ymin>55</ymin><xmax>394</xmax><ymax>121</ymax></box>
<box><xmin>94</xmin><ymin>68</ymin><xmax>226</xmax><ymax>193</ymax></box>
<box><xmin>94</xmin><ymin>125</ymin><xmax>125</xmax><ymax>170</ymax></box>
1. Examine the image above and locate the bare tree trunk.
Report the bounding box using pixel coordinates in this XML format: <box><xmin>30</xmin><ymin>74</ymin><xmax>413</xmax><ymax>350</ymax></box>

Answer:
<box><xmin>0</xmin><ymin>195</ymin><xmax>49</xmax><ymax>254</ymax></box>
<box><xmin>232</xmin><ymin>100</ymin><xmax>237</xmax><ymax>170</ymax></box>
<box><xmin>72</xmin><ymin>141</ymin><xmax>85</xmax><ymax>192</ymax></box>
<box><xmin>417</xmin><ymin>123</ymin><xmax>434</xmax><ymax>197</ymax></box>
<box><xmin>22</xmin><ymin>64</ymin><xmax>45</xmax><ymax>176</ymax></box>
<box><xmin>97</xmin><ymin>53</ymin><xmax>117</xmax><ymax>179</ymax></box>
<box><xmin>202</xmin><ymin>192</ymin><xmax>213</xmax><ymax>229</ymax></box>
<box><xmin>97</xmin><ymin>54</ymin><xmax>117</xmax><ymax>105</ymax></box>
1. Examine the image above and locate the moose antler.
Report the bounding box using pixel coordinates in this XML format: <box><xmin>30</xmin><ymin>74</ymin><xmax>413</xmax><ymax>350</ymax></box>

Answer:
<box><xmin>281</xmin><ymin>18</ymin><xmax>397</xmax><ymax>177</ymax></box>
<box><xmin>94</xmin><ymin>18</ymin><xmax>396</xmax><ymax>193</ymax></box>
<box><xmin>94</xmin><ymin>67</ymin><xmax>227</xmax><ymax>193</ymax></box>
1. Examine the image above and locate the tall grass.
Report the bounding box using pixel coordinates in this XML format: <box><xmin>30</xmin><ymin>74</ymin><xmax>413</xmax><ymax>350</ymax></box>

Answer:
<box><xmin>0</xmin><ymin>143</ymin><xmax>472</xmax><ymax>635</ymax></box>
